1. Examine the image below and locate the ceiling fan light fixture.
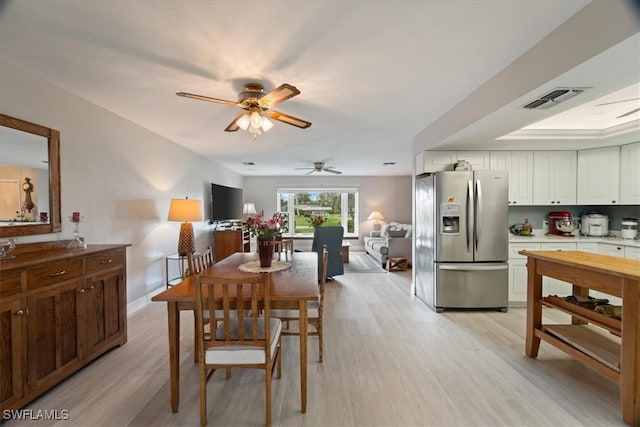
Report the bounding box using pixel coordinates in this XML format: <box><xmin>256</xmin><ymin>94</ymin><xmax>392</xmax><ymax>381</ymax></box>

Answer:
<box><xmin>237</xmin><ymin>113</ymin><xmax>250</xmax><ymax>131</ymax></box>
<box><xmin>261</xmin><ymin>116</ymin><xmax>273</xmax><ymax>131</ymax></box>
<box><xmin>250</xmin><ymin>111</ymin><xmax>262</xmax><ymax>129</ymax></box>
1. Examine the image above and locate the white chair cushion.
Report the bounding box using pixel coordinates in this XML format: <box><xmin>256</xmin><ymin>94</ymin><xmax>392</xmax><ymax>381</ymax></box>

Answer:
<box><xmin>205</xmin><ymin>318</ymin><xmax>282</xmax><ymax>365</ymax></box>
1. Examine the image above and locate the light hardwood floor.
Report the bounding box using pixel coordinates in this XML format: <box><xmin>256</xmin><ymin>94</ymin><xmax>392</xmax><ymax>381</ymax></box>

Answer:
<box><xmin>7</xmin><ymin>254</ymin><xmax>624</xmax><ymax>426</ymax></box>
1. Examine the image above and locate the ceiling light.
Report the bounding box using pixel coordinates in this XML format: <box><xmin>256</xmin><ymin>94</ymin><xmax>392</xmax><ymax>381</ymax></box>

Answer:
<box><xmin>237</xmin><ymin>113</ymin><xmax>250</xmax><ymax>131</ymax></box>
<box><xmin>261</xmin><ymin>116</ymin><xmax>274</xmax><ymax>131</ymax></box>
<box><xmin>238</xmin><ymin>108</ymin><xmax>273</xmax><ymax>140</ymax></box>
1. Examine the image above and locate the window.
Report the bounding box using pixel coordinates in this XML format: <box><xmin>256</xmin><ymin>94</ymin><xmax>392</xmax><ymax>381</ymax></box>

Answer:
<box><xmin>277</xmin><ymin>188</ymin><xmax>358</xmax><ymax>237</ymax></box>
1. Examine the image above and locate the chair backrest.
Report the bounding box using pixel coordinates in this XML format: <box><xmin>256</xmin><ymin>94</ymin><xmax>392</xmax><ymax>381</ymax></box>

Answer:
<box><xmin>312</xmin><ymin>226</ymin><xmax>344</xmax><ymax>278</ymax></box>
<box><xmin>194</xmin><ymin>273</ymin><xmax>274</xmax><ymax>356</ymax></box>
<box><xmin>187</xmin><ymin>246</ymin><xmax>214</xmax><ymax>276</ymax></box>
<box><xmin>319</xmin><ymin>245</ymin><xmax>328</xmax><ymax>311</ymax></box>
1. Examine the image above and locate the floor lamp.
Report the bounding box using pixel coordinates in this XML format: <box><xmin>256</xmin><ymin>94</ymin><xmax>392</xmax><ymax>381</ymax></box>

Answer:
<box><xmin>168</xmin><ymin>197</ymin><xmax>202</xmax><ymax>256</ymax></box>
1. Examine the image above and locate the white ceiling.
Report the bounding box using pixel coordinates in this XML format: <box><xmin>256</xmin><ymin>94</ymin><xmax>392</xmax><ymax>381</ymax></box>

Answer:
<box><xmin>0</xmin><ymin>0</ymin><xmax>638</xmax><ymax>176</ymax></box>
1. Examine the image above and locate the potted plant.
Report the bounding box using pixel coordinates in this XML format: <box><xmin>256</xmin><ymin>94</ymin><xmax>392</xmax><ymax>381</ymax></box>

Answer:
<box><xmin>308</xmin><ymin>214</ymin><xmax>325</xmax><ymax>228</ymax></box>
<box><xmin>246</xmin><ymin>211</ymin><xmax>286</xmax><ymax>267</ymax></box>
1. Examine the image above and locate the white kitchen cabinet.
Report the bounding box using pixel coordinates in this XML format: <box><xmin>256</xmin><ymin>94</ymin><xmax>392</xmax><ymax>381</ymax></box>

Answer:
<box><xmin>417</xmin><ymin>151</ymin><xmax>456</xmax><ymax>173</ymax></box>
<box><xmin>417</xmin><ymin>151</ymin><xmax>490</xmax><ymax>173</ymax></box>
<box><xmin>577</xmin><ymin>146</ymin><xmax>620</xmax><ymax>205</ymax></box>
<box><xmin>533</xmin><ymin>151</ymin><xmax>577</xmax><ymax>205</ymax></box>
<box><xmin>491</xmin><ymin>151</ymin><xmax>533</xmax><ymax>205</ymax></box>
<box><xmin>620</xmin><ymin>142</ymin><xmax>640</xmax><ymax>204</ymax></box>
<box><xmin>539</xmin><ymin>242</ymin><xmax>576</xmax><ymax>295</ymax></box>
<box><xmin>598</xmin><ymin>242</ymin><xmax>625</xmax><ymax>257</ymax></box>
<box><xmin>576</xmin><ymin>242</ymin><xmax>598</xmax><ymax>253</ymax></box>
<box><xmin>456</xmin><ymin>151</ymin><xmax>490</xmax><ymax>170</ymax></box>
<box><xmin>625</xmin><ymin>245</ymin><xmax>640</xmax><ymax>260</ymax></box>
<box><xmin>508</xmin><ymin>242</ymin><xmax>540</xmax><ymax>304</ymax></box>
<box><xmin>591</xmin><ymin>243</ymin><xmax>624</xmax><ymax>305</ymax></box>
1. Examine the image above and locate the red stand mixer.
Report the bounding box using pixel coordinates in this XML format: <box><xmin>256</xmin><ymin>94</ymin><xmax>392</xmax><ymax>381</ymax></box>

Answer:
<box><xmin>547</xmin><ymin>211</ymin><xmax>577</xmax><ymax>237</ymax></box>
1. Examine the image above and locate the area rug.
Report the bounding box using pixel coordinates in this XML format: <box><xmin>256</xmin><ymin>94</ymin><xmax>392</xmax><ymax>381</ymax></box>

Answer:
<box><xmin>344</xmin><ymin>252</ymin><xmax>387</xmax><ymax>273</ymax></box>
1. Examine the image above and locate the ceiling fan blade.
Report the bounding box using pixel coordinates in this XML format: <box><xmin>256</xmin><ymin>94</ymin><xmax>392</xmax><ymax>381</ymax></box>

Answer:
<box><xmin>224</xmin><ymin>113</ymin><xmax>245</xmax><ymax>132</ymax></box>
<box><xmin>617</xmin><ymin>107</ymin><xmax>640</xmax><ymax>119</ymax></box>
<box><xmin>324</xmin><ymin>168</ymin><xmax>342</xmax><ymax>175</ymax></box>
<box><xmin>596</xmin><ymin>97</ymin><xmax>640</xmax><ymax>107</ymax></box>
<box><xmin>259</xmin><ymin>84</ymin><xmax>300</xmax><ymax>108</ymax></box>
<box><xmin>267</xmin><ymin>111</ymin><xmax>312</xmax><ymax>129</ymax></box>
<box><xmin>176</xmin><ymin>92</ymin><xmax>238</xmax><ymax>106</ymax></box>
<box><xmin>305</xmin><ymin>170</ymin><xmax>316</xmax><ymax>175</ymax></box>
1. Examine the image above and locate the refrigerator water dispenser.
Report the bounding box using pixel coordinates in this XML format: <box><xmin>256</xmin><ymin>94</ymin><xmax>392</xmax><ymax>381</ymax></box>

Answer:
<box><xmin>440</xmin><ymin>203</ymin><xmax>460</xmax><ymax>234</ymax></box>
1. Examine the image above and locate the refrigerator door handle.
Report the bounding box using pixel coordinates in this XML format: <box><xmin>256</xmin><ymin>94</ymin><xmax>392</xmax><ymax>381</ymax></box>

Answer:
<box><xmin>467</xmin><ymin>179</ymin><xmax>473</xmax><ymax>252</ymax></box>
<box><xmin>439</xmin><ymin>264</ymin><xmax>508</xmax><ymax>271</ymax></box>
<box><xmin>475</xmin><ymin>179</ymin><xmax>482</xmax><ymax>250</ymax></box>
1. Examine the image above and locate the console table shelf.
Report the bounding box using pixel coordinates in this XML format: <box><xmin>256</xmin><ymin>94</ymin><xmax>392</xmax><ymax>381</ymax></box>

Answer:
<box><xmin>541</xmin><ymin>295</ymin><xmax>621</xmax><ymax>336</ymax></box>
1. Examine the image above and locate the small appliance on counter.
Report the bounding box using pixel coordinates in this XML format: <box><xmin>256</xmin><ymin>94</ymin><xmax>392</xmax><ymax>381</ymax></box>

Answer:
<box><xmin>621</xmin><ymin>217</ymin><xmax>638</xmax><ymax>240</ymax></box>
<box><xmin>547</xmin><ymin>211</ymin><xmax>577</xmax><ymax>237</ymax></box>
<box><xmin>580</xmin><ymin>212</ymin><xmax>609</xmax><ymax>237</ymax></box>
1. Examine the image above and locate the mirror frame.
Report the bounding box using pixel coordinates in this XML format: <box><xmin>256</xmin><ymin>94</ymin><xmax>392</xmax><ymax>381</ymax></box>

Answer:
<box><xmin>0</xmin><ymin>113</ymin><xmax>61</xmax><ymax>237</ymax></box>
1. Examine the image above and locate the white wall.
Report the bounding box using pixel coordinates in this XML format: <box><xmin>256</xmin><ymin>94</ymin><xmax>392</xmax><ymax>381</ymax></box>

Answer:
<box><xmin>243</xmin><ymin>175</ymin><xmax>412</xmax><ymax>250</ymax></box>
<box><xmin>0</xmin><ymin>61</ymin><xmax>244</xmax><ymax>304</ymax></box>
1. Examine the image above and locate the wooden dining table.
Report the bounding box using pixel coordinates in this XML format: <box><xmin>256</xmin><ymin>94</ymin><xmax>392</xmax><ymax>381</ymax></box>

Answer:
<box><xmin>151</xmin><ymin>251</ymin><xmax>319</xmax><ymax>414</ymax></box>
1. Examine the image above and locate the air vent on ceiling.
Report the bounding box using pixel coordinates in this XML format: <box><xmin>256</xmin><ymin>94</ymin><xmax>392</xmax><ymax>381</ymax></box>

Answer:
<box><xmin>523</xmin><ymin>88</ymin><xmax>586</xmax><ymax>110</ymax></box>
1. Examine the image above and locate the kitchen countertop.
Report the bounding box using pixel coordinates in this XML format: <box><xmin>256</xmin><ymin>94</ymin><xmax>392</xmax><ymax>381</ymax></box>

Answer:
<box><xmin>508</xmin><ymin>230</ymin><xmax>640</xmax><ymax>248</ymax></box>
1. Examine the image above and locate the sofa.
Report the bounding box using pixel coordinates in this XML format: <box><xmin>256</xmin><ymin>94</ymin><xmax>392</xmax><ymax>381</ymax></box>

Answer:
<box><xmin>364</xmin><ymin>222</ymin><xmax>412</xmax><ymax>267</ymax></box>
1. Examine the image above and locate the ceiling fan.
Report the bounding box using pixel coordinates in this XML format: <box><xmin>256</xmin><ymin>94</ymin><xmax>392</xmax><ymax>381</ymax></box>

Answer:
<box><xmin>176</xmin><ymin>83</ymin><xmax>311</xmax><ymax>139</ymax></box>
<box><xmin>595</xmin><ymin>97</ymin><xmax>640</xmax><ymax>119</ymax></box>
<box><xmin>296</xmin><ymin>162</ymin><xmax>342</xmax><ymax>175</ymax></box>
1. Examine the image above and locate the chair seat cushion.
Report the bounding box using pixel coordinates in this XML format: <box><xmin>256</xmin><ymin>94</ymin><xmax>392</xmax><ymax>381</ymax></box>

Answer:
<box><xmin>205</xmin><ymin>318</ymin><xmax>282</xmax><ymax>365</ymax></box>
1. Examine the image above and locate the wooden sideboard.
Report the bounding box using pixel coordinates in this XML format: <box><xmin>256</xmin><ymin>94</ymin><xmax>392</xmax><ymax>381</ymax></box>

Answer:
<box><xmin>0</xmin><ymin>242</ymin><xmax>129</xmax><ymax>412</ymax></box>
<box><xmin>520</xmin><ymin>250</ymin><xmax>639</xmax><ymax>425</ymax></box>
<box><xmin>214</xmin><ymin>228</ymin><xmax>250</xmax><ymax>262</ymax></box>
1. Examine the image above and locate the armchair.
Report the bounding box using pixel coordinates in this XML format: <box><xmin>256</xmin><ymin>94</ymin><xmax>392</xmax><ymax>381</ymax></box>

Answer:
<box><xmin>311</xmin><ymin>226</ymin><xmax>344</xmax><ymax>279</ymax></box>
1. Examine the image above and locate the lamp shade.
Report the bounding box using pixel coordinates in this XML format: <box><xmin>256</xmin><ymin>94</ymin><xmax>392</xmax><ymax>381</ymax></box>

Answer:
<box><xmin>168</xmin><ymin>198</ymin><xmax>202</xmax><ymax>222</ymax></box>
<box><xmin>168</xmin><ymin>198</ymin><xmax>202</xmax><ymax>256</ymax></box>
<box><xmin>243</xmin><ymin>202</ymin><xmax>257</xmax><ymax>215</ymax></box>
<box><xmin>367</xmin><ymin>211</ymin><xmax>385</xmax><ymax>221</ymax></box>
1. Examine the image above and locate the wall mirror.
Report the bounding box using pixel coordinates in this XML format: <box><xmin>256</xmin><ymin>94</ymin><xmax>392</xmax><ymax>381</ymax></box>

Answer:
<box><xmin>0</xmin><ymin>113</ymin><xmax>61</xmax><ymax>237</ymax></box>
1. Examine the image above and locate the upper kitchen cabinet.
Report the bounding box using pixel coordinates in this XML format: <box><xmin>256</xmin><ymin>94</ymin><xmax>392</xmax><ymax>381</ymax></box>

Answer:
<box><xmin>532</xmin><ymin>151</ymin><xmax>577</xmax><ymax>205</ymax></box>
<box><xmin>416</xmin><ymin>151</ymin><xmax>490</xmax><ymax>174</ymax></box>
<box><xmin>491</xmin><ymin>151</ymin><xmax>533</xmax><ymax>205</ymax></box>
<box><xmin>455</xmin><ymin>152</ymin><xmax>491</xmax><ymax>170</ymax></box>
<box><xmin>577</xmin><ymin>146</ymin><xmax>620</xmax><ymax>205</ymax></box>
<box><xmin>620</xmin><ymin>142</ymin><xmax>640</xmax><ymax>204</ymax></box>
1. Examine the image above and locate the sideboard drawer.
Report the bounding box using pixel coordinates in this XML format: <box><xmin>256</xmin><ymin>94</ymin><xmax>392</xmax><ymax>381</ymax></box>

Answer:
<box><xmin>0</xmin><ymin>270</ymin><xmax>22</xmax><ymax>298</ymax></box>
<box><xmin>86</xmin><ymin>249</ymin><xmax>125</xmax><ymax>275</ymax></box>
<box><xmin>26</xmin><ymin>260</ymin><xmax>83</xmax><ymax>291</ymax></box>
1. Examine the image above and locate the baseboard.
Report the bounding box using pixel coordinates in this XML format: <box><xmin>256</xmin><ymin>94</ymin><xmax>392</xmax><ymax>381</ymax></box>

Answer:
<box><xmin>127</xmin><ymin>286</ymin><xmax>164</xmax><ymax>317</ymax></box>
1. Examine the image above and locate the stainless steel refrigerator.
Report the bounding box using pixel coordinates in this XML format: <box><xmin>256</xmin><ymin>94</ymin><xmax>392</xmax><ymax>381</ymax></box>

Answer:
<box><xmin>415</xmin><ymin>170</ymin><xmax>509</xmax><ymax>312</ymax></box>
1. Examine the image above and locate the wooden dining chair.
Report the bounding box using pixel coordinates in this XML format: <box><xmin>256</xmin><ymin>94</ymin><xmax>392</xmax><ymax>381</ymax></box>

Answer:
<box><xmin>270</xmin><ymin>245</ymin><xmax>328</xmax><ymax>362</ymax></box>
<box><xmin>187</xmin><ymin>245</ymin><xmax>214</xmax><ymax>276</ymax></box>
<box><xmin>187</xmin><ymin>246</ymin><xmax>214</xmax><ymax>363</ymax></box>
<box><xmin>194</xmin><ymin>273</ymin><xmax>282</xmax><ymax>426</ymax></box>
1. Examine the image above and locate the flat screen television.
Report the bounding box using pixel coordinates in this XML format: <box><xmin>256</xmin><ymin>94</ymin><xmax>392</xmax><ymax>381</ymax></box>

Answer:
<box><xmin>211</xmin><ymin>183</ymin><xmax>244</xmax><ymax>222</ymax></box>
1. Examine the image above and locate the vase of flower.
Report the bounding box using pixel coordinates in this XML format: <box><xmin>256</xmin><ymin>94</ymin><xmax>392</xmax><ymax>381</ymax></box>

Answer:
<box><xmin>247</xmin><ymin>211</ymin><xmax>287</xmax><ymax>268</ymax></box>
<box><xmin>257</xmin><ymin>237</ymin><xmax>275</xmax><ymax>268</ymax></box>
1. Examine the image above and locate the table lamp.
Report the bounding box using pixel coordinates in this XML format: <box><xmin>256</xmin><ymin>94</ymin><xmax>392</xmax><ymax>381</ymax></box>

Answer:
<box><xmin>243</xmin><ymin>202</ymin><xmax>257</xmax><ymax>216</ymax></box>
<box><xmin>168</xmin><ymin>197</ymin><xmax>202</xmax><ymax>256</ymax></box>
<box><xmin>367</xmin><ymin>210</ymin><xmax>385</xmax><ymax>231</ymax></box>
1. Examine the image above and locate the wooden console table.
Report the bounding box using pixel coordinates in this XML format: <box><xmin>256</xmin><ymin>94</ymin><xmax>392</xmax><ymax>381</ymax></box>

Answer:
<box><xmin>520</xmin><ymin>250</ymin><xmax>639</xmax><ymax>425</ymax></box>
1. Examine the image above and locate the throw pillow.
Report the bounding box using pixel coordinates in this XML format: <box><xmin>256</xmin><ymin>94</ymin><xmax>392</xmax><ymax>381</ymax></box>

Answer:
<box><xmin>388</xmin><ymin>230</ymin><xmax>406</xmax><ymax>238</ymax></box>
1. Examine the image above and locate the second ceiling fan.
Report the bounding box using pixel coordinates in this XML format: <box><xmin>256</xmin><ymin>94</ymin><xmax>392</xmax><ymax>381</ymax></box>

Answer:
<box><xmin>296</xmin><ymin>162</ymin><xmax>342</xmax><ymax>175</ymax></box>
<box><xmin>176</xmin><ymin>83</ymin><xmax>311</xmax><ymax>139</ymax></box>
